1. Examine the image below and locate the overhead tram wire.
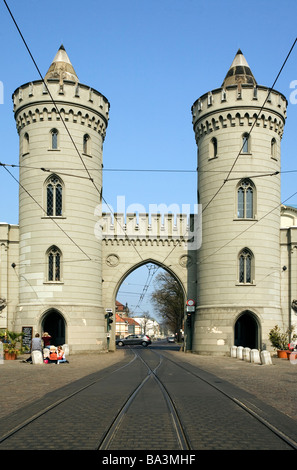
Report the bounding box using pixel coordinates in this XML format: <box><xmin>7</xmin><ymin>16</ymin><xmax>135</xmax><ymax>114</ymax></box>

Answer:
<box><xmin>4</xmin><ymin>1</ymin><xmax>297</xmax><ymax>302</ymax></box>
<box><xmin>202</xmin><ymin>37</ymin><xmax>297</xmax><ymax>214</ymax></box>
<box><xmin>197</xmin><ymin>186</ymin><xmax>297</xmax><ymax>268</ymax></box>
<box><xmin>4</xmin><ymin>161</ymin><xmax>297</xmax><ymax>179</ymax></box>
<box><xmin>3</xmin><ymin>0</ymin><xmax>144</xmax><ymax>263</ymax></box>
<box><xmin>154</xmin><ymin>38</ymin><xmax>297</xmax><ymax>273</ymax></box>
<box><xmin>1</xmin><ymin>164</ymin><xmax>92</xmax><ymax>260</ymax></box>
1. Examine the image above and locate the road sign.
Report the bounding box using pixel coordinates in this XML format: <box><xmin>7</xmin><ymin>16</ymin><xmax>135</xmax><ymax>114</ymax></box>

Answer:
<box><xmin>186</xmin><ymin>306</ymin><xmax>195</xmax><ymax>312</ymax></box>
<box><xmin>186</xmin><ymin>299</ymin><xmax>195</xmax><ymax>306</ymax></box>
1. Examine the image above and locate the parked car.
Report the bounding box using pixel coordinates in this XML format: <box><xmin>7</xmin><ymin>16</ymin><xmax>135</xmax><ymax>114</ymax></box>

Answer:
<box><xmin>116</xmin><ymin>334</ymin><xmax>152</xmax><ymax>347</ymax></box>
<box><xmin>167</xmin><ymin>336</ymin><xmax>175</xmax><ymax>343</ymax></box>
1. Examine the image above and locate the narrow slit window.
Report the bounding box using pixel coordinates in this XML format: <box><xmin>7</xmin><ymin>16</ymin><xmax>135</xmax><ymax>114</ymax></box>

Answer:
<box><xmin>51</xmin><ymin>129</ymin><xmax>58</xmax><ymax>149</ymax></box>
<box><xmin>271</xmin><ymin>138</ymin><xmax>277</xmax><ymax>158</ymax></box>
<box><xmin>83</xmin><ymin>134</ymin><xmax>90</xmax><ymax>154</ymax></box>
<box><xmin>242</xmin><ymin>133</ymin><xmax>249</xmax><ymax>153</ymax></box>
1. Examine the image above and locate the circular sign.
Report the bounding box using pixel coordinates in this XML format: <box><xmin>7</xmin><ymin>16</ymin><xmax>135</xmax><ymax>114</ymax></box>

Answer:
<box><xmin>186</xmin><ymin>299</ymin><xmax>195</xmax><ymax>306</ymax></box>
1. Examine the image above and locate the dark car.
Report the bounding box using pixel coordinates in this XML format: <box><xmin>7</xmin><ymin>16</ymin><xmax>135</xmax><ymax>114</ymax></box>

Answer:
<box><xmin>116</xmin><ymin>334</ymin><xmax>151</xmax><ymax>347</ymax></box>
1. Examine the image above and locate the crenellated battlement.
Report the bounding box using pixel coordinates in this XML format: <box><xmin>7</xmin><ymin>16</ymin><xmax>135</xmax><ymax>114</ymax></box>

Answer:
<box><xmin>192</xmin><ymin>84</ymin><xmax>287</xmax><ymax>143</ymax></box>
<box><xmin>13</xmin><ymin>79</ymin><xmax>109</xmax><ymax>137</ymax></box>
<box><xmin>99</xmin><ymin>213</ymin><xmax>200</xmax><ymax>247</ymax></box>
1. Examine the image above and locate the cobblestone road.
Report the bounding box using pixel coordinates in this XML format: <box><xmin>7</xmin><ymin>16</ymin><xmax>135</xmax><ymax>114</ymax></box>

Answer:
<box><xmin>0</xmin><ymin>345</ymin><xmax>296</xmax><ymax>451</ymax></box>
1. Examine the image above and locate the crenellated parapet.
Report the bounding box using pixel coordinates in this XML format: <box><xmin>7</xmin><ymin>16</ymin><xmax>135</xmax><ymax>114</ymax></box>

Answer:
<box><xmin>100</xmin><ymin>213</ymin><xmax>200</xmax><ymax>248</ymax></box>
<box><xmin>13</xmin><ymin>79</ymin><xmax>109</xmax><ymax>138</ymax></box>
<box><xmin>192</xmin><ymin>84</ymin><xmax>287</xmax><ymax>143</ymax></box>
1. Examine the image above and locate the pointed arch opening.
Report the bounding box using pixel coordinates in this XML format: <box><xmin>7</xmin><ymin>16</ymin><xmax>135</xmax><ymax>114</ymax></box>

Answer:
<box><xmin>115</xmin><ymin>261</ymin><xmax>185</xmax><ymax>341</ymax></box>
<box><xmin>234</xmin><ymin>311</ymin><xmax>260</xmax><ymax>349</ymax></box>
<box><xmin>42</xmin><ymin>309</ymin><xmax>66</xmax><ymax>346</ymax></box>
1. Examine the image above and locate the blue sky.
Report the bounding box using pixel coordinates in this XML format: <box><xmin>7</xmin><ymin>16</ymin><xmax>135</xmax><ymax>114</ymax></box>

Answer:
<box><xmin>1</xmin><ymin>0</ymin><xmax>297</xmax><ymax>319</ymax></box>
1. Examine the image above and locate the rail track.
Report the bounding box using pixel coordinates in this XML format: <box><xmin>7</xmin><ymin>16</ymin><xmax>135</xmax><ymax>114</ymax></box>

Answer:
<box><xmin>0</xmin><ymin>345</ymin><xmax>296</xmax><ymax>450</ymax></box>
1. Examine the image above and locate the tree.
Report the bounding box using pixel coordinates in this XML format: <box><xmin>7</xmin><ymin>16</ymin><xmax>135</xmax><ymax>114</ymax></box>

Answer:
<box><xmin>150</xmin><ymin>271</ymin><xmax>184</xmax><ymax>340</ymax></box>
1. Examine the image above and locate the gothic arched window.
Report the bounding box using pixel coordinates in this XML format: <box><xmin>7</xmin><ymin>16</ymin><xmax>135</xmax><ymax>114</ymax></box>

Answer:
<box><xmin>47</xmin><ymin>246</ymin><xmax>62</xmax><ymax>282</ymax></box>
<box><xmin>46</xmin><ymin>175</ymin><xmax>63</xmax><ymax>216</ymax></box>
<box><xmin>237</xmin><ymin>179</ymin><xmax>254</xmax><ymax>219</ymax></box>
<box><xmin>239</xmin><ymin>248</ymin><xmax>254</xmax><ymax>284</ymax></box>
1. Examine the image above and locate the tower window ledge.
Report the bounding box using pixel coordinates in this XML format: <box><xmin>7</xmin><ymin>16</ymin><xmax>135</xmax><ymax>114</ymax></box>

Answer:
<box><xmin>43</xmin><ymin>281</ymin><xmax>64</xmax><ymax>285</ymax></box>
<box><xmin>208</xmin><ymin>155</ymin><xmax>219</xmax><ymax>161</ymax></box>
<box><xmin>48</xmin><ymin>148</ymin><xmax>61</xmax><ymax>152</ymax></box>
<box><xmin>239</xmin><ymin>152</ymin><xmax>252</xmax><ymax>156</ymax></box>
<box><xmin>22</xmin><ymin>152</ymin><xmax>30</xmax><ymax>157</ymax></box>
<box><xmin>235</xmin><ymin>282</ymin><xmax>256</xmax><ymax>286</ymax></box>
<box><xmin>233</xmin><ymin>217</ymin><xmax>258</xmax><ymax>222</ymax></box>
<box><xmin>82</xmin><ymin>152</ymin><xmax>92</xmax><ymax>158</ymax></box>
<box><xmin>41</xmin><ymin>216</ymin><xmax>67</xmax><ymax>220</ymax></box>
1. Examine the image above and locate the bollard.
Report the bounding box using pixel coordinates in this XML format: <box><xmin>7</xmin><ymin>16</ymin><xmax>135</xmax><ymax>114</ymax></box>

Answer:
<box><xmin>243</xmin><ymin>347</ymin><xmax>251</xmax><ymax>362</ymax></box>
<box><xmin>260</xmin><ymin>350</ymin><xmax>272</xmax><ymax>365</ymax></box>
<box><xmin>230</xmin><ymin>346</ymin><xmax>237</xmax><ymax>358</ymax></box>
<box><xmin>237</xmin><ymin>346</ymin><xmax>244</xmax><ymax>359</ymax></box>
<box><xmin>32</xmin><ymin>350</ymin><xmax>44</xmax><ymax>364</ymax></box>
<box><xmin>250</xmin><ymin>349</ymin><xmax>261</xmax><ymax>364</ymax></box>
<box><xmin>63</xmin><ymin>344</ymin><xmax>69</xmax><ymax>355</ymax></box>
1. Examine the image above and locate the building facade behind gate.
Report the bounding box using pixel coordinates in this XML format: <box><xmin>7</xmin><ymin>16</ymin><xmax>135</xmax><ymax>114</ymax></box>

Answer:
<box><xmin>0</xmin><ymin>46</ymin><xmax>296</xmax><ymax>355</ymax></box>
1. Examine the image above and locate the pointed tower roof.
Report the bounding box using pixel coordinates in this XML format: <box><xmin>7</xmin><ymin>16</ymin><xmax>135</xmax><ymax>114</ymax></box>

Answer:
<box><xmin>222</xmin><ymin>49</ymin><xmax>257</xmax><ymax>88</ymax></box>
<box><xmin>45</xmin><ymin>45</ymin><xmax>79</xmax><ymax>82</ymax></box>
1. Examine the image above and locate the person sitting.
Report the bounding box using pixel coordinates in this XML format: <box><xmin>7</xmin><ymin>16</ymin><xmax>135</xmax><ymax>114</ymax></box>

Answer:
<box><xmin>48</xmin><ymin>345</ymin><xmax>58</xmax><ymax>364</ymax></box>
<box><xmin>57</xmin><ymin>345</ymin><xmax>68</xmax><ymax>364</ymax></box>
<box><xmin>24</xmin><ymin>333</ymin><xmax>43</xmax><ymax>363</ymax></box>
<box><xmin>42</xmin><ymin>332</ymin><xmax>51</xmax><ymax>348</ymax></box>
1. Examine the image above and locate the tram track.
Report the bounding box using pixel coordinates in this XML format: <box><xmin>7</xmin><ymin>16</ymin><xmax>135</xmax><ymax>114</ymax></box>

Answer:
<box><xmin>98</xmin><ymin>348</ymin><xmax>191</xmax><ymax>450</ymax></box>
<box><xmin>0</xmin><ymin>345</ymin><xmax>296</xmax><ymax>450</ymax></box>
<box><xmin>0</xmin><ymin>353</ymin><xmax>139</xmax><ymax>447</ymax></box>
<box><xmin>150</xmin><ymin>348</ymin><xmax>297</xmax><ymax>451</ymax></box>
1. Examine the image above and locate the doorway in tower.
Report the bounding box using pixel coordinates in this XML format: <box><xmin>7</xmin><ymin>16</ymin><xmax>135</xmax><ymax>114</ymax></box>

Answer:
<box><xmin>234</xmin><ymin>311</ymin><xmax>259</xmax><ymax>349</ymax></box>
<box><xmin>42</xmin><ymin>309</ymin><xmax>66</xmax><ymax>346</ymax></box>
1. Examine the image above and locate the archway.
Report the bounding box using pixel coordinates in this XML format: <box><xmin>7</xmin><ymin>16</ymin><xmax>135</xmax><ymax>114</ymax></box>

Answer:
<box><xmin>234</xmin><ymin>311</ymin><xmax>259</xmax><ymax>349</ymax></box>
<box><xmin>115</xmin><ymin>261</ymin><xmax>186</xmax><ymax>340</ymax></box>
<box><xmin>42</xmin><ymin>309</ymin><xmax>66</xmax><ymax>346</ymax></box>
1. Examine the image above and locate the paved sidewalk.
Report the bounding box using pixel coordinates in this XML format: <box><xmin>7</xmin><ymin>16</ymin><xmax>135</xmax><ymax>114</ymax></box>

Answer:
<box><xmin>1</xmin><ymin>348</ymin><xmax>296</xmax><ymax>422</ymax></box>
<box><xmin>171</xmin><ymin>351</ymin><xmax>297</xmax><ymax>421</ymax></box>
<box><xmin>0</xmin><ymin>350</ymin><xmax>128</xmax><ymax>420</ymax></box>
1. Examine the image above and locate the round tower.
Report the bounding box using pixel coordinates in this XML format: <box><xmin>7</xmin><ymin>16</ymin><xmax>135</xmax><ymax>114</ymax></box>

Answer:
<box><xmin>191</xmin><ymin>49</ymin><xmax>287</xmax><ymax>355</ymax></box>
<box><xmin>13</xmin><ymin>45</ymin><xmax>109</xmax><ymax>352</ymax></box>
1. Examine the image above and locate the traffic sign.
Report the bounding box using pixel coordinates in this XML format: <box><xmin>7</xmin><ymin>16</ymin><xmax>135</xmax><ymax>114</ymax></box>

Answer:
<box><xmin>186</xmin><ymin>299</ymin><xmax>195</xmax><ymax>306</ymax></box>
<box><xmin>186</xmin><ymin>306</ymin><xmax>195</xmax><ymax>312</ymax></box>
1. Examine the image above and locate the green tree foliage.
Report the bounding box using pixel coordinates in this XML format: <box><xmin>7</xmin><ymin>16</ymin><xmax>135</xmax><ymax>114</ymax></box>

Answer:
<box><xmin>151</xmin><ymin>271</ymin><xmax>184</xmax><ymax>339</ymax></box>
